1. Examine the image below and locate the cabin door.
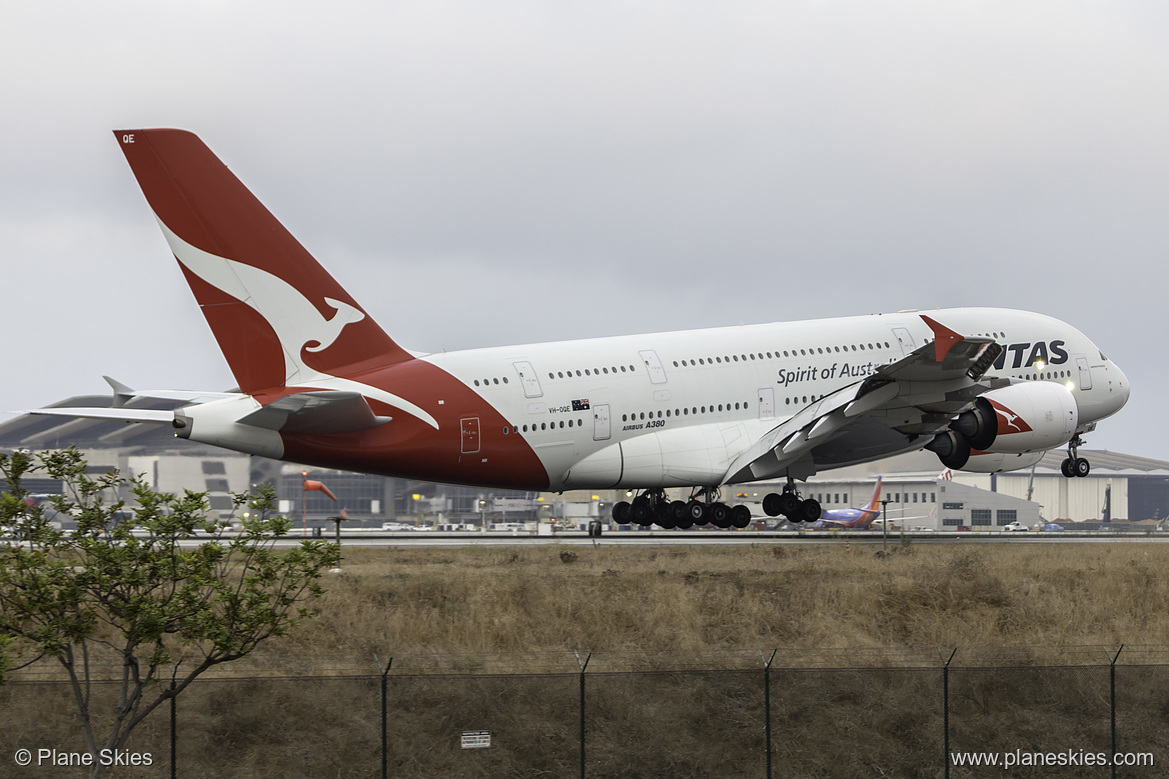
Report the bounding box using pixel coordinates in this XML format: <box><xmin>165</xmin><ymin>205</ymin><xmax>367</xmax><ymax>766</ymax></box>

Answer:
<box><xmin>1076</xmin><ymin>356</ymin><xmax>1093</xmax><ymax>391</ymax></box>
<box><xmin>593</xmin><ymin>404</ymin><xmax>611</xmax><ymax>441</ymax></box>
<box><xmin>757</xmin><ymin>387</ymin><xmax>775</xmax><ymax>421</ymax></box>
<box><xmin>460</xmin><ymin>417</ymin><xmax>481</xmax><ymax>454</ymax></box>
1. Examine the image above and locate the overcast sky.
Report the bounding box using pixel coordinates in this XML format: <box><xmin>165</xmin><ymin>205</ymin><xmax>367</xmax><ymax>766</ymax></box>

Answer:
<box><xmin>2</xmin><ymin>1</ymin><xmax>1166</xmax><ymax>460</ymax></box>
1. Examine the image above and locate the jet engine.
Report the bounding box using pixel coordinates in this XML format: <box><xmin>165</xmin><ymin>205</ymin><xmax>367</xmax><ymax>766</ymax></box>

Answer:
<box><xmin>928</xmin><ymin>381</ymin><xmax>1078</xmax><ymax>470</ymax></box>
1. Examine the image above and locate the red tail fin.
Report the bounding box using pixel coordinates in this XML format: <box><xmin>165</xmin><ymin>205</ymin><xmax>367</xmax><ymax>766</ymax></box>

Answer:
<box><xmin>114</xmin><ymin>129</ymin><xmax>412</xmax><ymax>394</ymax></box>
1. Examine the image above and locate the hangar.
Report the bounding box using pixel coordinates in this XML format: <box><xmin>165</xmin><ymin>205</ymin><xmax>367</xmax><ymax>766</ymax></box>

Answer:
<box><xmin>741</xmin><ymin>448</ymin><xmax>1169</xmax><ymax>530</ymax></box>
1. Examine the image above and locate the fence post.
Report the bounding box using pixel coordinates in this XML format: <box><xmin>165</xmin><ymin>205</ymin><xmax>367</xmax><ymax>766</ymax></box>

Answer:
<box><xmin>375</xmin><ymin>655</ymin><xmax>393</xmax><ymax>779</ymax></box>
<box><xmin>942</xmin><ymin>648</ymin><xmax>956</xmax><ymax>779</ymax></box>
<box><xmin>170</xmin><ymin>661</ymin><xmax>180</xmax><ymax>779</ymax></box>
<box><xmin>576</xmin><ymin>651</ymin><xmax>591</xmax><ymax>779</ymax></box>
<box><xmin>1110</xmin><ymin>645</ymin><xmax>1123</xmax><ymax>779</ymax></box>
<box><xmin>761</xmin><ymin>649</ymin><xmax>776</xmax><ymax>779</ymax></box>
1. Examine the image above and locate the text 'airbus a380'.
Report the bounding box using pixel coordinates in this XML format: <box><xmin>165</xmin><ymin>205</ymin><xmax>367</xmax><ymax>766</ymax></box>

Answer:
<box><xmin>30</xmin><ymin>130</ymin><xmax>1130</xmax><ymax>530</ymax></box>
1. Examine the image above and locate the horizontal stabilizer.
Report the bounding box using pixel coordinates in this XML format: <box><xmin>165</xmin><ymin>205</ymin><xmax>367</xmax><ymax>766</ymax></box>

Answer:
<box><xmin>103</xmin><ymin>376</ymin><xmax>239</xmax><ymax>406</ymax></box>
<box><xmin>24</xmin><ymin>407</ymin><xmax>175</xmax><ymax>424</ymax></box>
<box><xmin>240</xmin><ymin>391</ymin><xmax>391</xmax><ymax>434</ymax></box>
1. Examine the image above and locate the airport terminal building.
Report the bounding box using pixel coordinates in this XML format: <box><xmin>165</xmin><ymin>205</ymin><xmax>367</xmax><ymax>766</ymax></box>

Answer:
<box><xmin>2</xmin><ymin>397</ymin><xmax>1166</xmax><ymax>531</ymax></box>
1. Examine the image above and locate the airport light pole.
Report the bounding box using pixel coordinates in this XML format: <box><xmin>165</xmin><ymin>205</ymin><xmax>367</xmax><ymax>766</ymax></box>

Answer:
<box><xmin>329</xmin><ymin>515</ymin><xmax>346</xmax><ymax>547</ymax></box>
<box><xmin>881</xmin><ymin>498</ymin><xmax>890</xmax><ymax>554</ymax></box>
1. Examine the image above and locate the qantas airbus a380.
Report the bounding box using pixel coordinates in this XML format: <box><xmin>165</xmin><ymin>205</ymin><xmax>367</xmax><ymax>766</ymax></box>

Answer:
<box><xmin>32</xmin><ymin>129</ymin><xmax>1130</xmax><ymax>530</ymax></box>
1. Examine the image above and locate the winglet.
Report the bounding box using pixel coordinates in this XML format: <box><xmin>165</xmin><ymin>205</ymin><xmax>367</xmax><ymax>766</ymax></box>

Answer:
<box><xmin>920</xmin><ymin>315</ymin><xmax>964</xmax><ymax>362</ymax></box>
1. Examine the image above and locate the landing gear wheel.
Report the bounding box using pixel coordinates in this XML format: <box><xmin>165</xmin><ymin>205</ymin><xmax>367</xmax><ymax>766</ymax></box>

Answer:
<box><xmin>669</xmin><ymin>501</ymin><xmax>692</xmax><ymax>529</ymax></box>
<box><xmin>1061</xmin><ymin>458</ymin><xmax>1075</xmax><ymax>478</ymax></box>
<box><xmin>762</xmin><ymin>493</ymin><xmax>783</xmax><ymax>517</ymax></box>
<box><xmin>630</xmin><ymin>497</ymin><xmax>651</xmax><ymax>525</ymax></box>
<box><xmin>654</xmin><ymin>500</ymin><xmax>675</xmax><ymax>529</ymax></box>
<box><xmin>799</xmin><ymin>499</ymin><xmax>822</xmax><ymax>523</ymax></box>
<box><xmin>1074</xmin><ymin>457</ymin><xmax>1091</xmax><ymax>478</ymax></box>
<box><xmin>731</xmin><ymin>504</ymin><xmax>752</xmax><ymax>528</ymax></box>
<box><xmin>777</xmin><ymin>492</ymin><xmax>800</xmax><ymax>517</ymax></box>
<box><xmin>709</xmin><ymin>503</ymin><xmax>731</xmax><ymax>528</ymax></box>
<box><xmin>686</xmin><ymin>500</ymin><xmax>708</xmax><ymax>524</ymax></box>
<box><xmin>612</xmin><ymin>501</ymin><xmax>631</xmax><ymax>523</ymax></box>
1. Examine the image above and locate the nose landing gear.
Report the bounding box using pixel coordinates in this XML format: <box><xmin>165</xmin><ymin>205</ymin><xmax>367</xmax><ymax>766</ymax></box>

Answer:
<box><xmin>1060</xmin><ymin>435</ymin><xmax>1091</xmax><ymax>478</ymax></box>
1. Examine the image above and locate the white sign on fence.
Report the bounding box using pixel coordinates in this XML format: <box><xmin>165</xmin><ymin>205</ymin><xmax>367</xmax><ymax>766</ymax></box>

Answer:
<box><xmin>461</xmin><ymin>730</ymin><xmax>492</xmax><ymax>749</ymax></box>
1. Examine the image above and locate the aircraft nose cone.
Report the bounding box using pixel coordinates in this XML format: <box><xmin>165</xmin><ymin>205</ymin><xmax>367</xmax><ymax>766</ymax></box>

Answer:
<box><xmin>1115</xmin><ymin>363</ymin><xmax>1131</xmax><ymax>408</ymax></box>
<box><xmin>1094</xmin><ymin>360</ymin><xmax>1132</xmax><ymax>421</ymax></box>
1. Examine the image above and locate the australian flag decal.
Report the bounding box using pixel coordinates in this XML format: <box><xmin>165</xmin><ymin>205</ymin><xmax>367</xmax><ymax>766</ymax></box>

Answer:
<box><xmin>572</xmin><ymin>399</ymin><xmax>591</xmax><ymax>411</ymax></box>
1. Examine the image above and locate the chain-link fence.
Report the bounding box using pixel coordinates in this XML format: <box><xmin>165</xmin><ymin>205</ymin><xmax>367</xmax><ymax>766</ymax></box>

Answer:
<box><xmin>1</xmin><ymin>647</ymin><xmax>1164</xmax><ymax>777</ymax></box>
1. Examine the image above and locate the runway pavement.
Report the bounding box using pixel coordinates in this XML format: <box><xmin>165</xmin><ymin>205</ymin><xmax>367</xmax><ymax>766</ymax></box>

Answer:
<box><xmin>269</xmin><ymin>529</ymin><xmax>1169</xmax><ymax>548</ymax></box>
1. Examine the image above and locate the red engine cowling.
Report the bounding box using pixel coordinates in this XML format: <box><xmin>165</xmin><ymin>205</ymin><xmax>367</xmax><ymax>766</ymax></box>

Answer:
<box><xmin>928</xmin><ymin>381</ymin><xmax>1078</xmax><ymax>470</ymax></box>
<box><xmin>975</xmin><ymin>381</ymin><xmax>1078</xmax><ymax>453</ymax></box>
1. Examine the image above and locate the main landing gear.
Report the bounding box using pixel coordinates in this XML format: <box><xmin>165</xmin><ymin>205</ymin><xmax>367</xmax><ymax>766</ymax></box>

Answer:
<box><xmin>761</xmin><ymin>479</ymin><xmax>822</xmax><ymax>525</ymax></box>
<box><xmin>611</xmin><ymin>488</ymin><xmax>753</xmax><ymax>530</ymax></box>
<box><xmin>1060</xmin><ymin>435</ymin><xmax>1091</xmax><ymax>478</ymax></box>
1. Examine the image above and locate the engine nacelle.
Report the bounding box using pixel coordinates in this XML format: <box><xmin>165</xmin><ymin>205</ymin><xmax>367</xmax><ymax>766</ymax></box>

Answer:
<box><xmin>928</xmin><ymin>381</ymin><xmax>1078</xmax><ymax>471</ymax></box>
<box><xmin>975</xmin><ymin>381</ymin><xmax>1078</xmax><ymax>453</ymax></box>
<box><xmin>958</xmin><ymin>450</ymin><xmax>1046</xmax><ymax>474</ymax></box>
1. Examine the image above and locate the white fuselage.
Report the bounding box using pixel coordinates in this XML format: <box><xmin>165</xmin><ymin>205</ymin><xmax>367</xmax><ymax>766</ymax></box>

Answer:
<box><xmin>424</xmin><ymin>307</ymin><xmax>1129</xmax><ymax>491</ymax></box>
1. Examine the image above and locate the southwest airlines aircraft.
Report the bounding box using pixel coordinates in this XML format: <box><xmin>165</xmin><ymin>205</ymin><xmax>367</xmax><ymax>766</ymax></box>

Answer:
<box><xmin>810</xmin><ymin>477</ymin><xmax>884</xmax><ymax>530</ymax></box>
<box><xmin>32</xmin><ymin>130</ymin><xmax>1130</xmax><ymax>530</ymax></box>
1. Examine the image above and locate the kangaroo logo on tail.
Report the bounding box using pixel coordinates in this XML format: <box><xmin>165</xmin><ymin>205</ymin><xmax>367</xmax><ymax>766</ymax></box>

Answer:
<box><xmin>160</xmin><ymin>221</ymin><xmax>364</xmax><ymax>385</ymax></box>
<box><xmin>308</xmin><ymin>298</ymin><xmax>365</xmax><ymax>352</ymax></box>
<box><xmin>159</xmin><ymin>221</ymin><xmax>439</xmax><ymax>429</ymax></box>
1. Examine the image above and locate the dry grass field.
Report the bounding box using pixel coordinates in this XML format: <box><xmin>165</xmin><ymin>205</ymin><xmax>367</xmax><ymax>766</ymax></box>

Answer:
<box><xmin>6</xmin><ymin>541</ymin><xmax>1168</xmax><ymax>777</ymax></box>
<box><xmin>274</xmin><ymin>541</ymin><xmax>1169</xmax><ymax>662</ymax></box>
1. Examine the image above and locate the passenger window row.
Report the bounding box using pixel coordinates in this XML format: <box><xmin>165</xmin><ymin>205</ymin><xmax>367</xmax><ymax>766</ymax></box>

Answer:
<box><xmin>547</xmin><ymin>365</ymin><xmax>638</xmax><ymax>380</ymax></box>
<box><xmin>504</xmin><ymin>419</ymin><xmax>586</xmax><ymax>435</ymax></box>
<box><xmin>621</xmin><ymin>401</ymin><xmax>750</xmax><ymax>423</ymax></box>
<box><xmin>671</xmin><ymin>341</ymin><xmax>894</xmax><ymax>368</ymax></box>
<box><xmin>501</xmin><ymin>399</ymin><xmax>755</xmax><ymax>436</ymax></box>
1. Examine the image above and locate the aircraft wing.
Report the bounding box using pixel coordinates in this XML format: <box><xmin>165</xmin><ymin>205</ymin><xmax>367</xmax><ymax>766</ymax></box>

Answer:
<box><xmin>722</xmin><ymin>315</ymin><xmax>1006</xmax><ymax>484</ymax></box>
<box><xmin>815</xmin><ymin>519</ymin><xmax>849</xmax><ymax>530</ymax></box>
